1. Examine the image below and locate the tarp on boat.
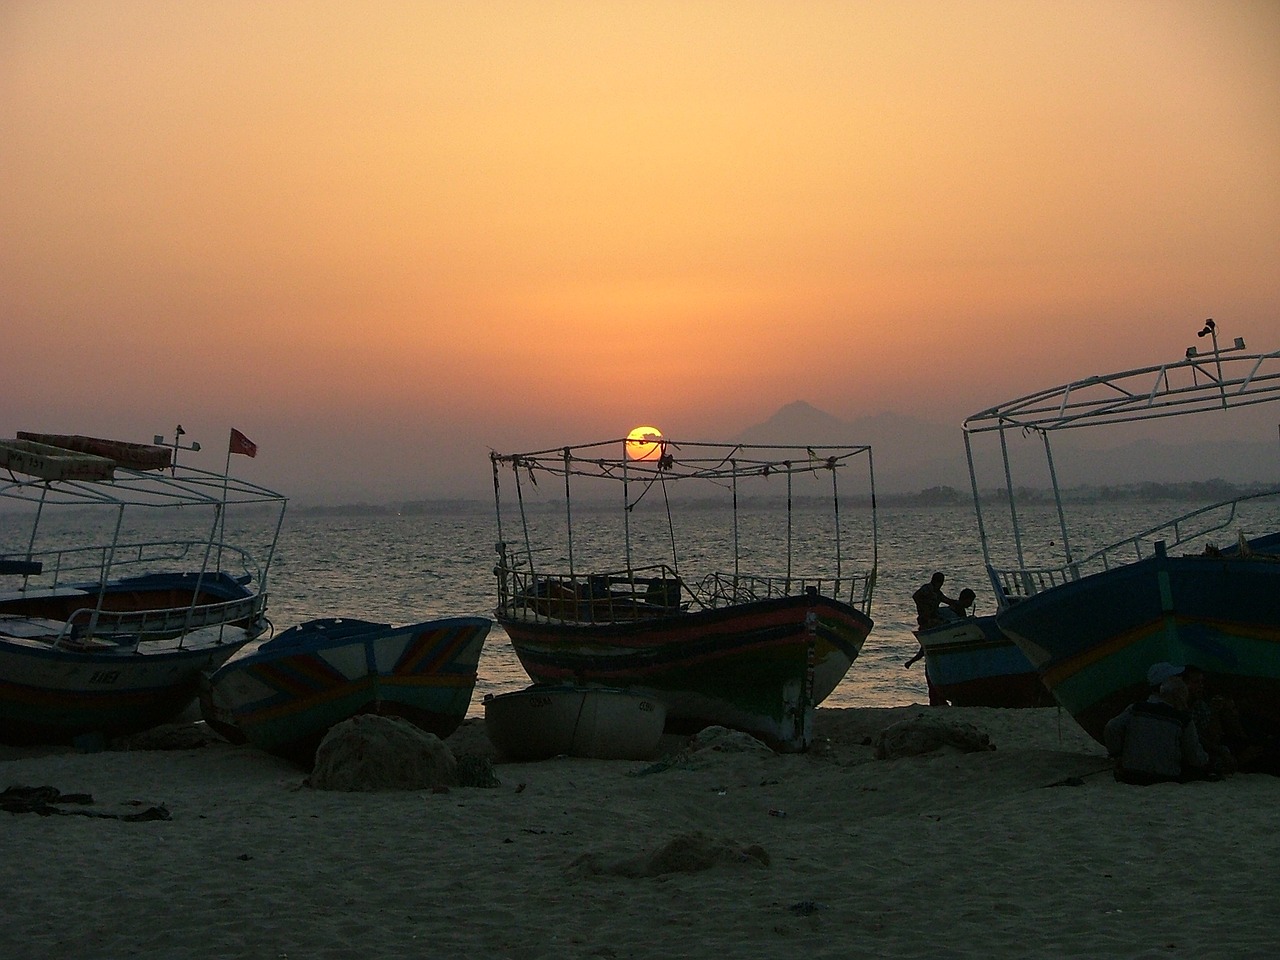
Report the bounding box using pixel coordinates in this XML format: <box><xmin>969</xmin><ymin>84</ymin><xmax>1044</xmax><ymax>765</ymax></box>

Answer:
<box><xmin>0</xmin><ymin>439</ymin><xmax>116</xmax><ymax>481</ymax></box>
<box><xmin>17</xmin><ymin>432</ymin><xmax>172</xmax><ymax>472</ymax></box>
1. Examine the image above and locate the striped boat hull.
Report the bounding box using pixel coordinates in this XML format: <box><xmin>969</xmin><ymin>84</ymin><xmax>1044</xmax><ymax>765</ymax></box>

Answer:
<box><xmin>498</xmin><ymin>592</ymin><xmax>871</xmax><ymax>752</ymax></box>
<box><xmin>916</xmin><ymin>614</ymin><xmax>1054</xmax><ymax>708</ymax></box>
<box><xmin>200</xmin><ymin>616</ymin><xmax>492</xmax><ymax>766</ymax></box>
<box><xmin>0</xmin><ymin>637</ymin><xmax>249</xmax><ymax>745</ymax></box>
<box><xmin>997</xmin><ymin>545</ymin><xmax>1280</xmax><ymax>743</ymax></box>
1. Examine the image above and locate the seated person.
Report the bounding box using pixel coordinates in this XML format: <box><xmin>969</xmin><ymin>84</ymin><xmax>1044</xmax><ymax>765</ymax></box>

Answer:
<box><xmin>1180</xmin><ymin>665</ymin><xmax>1280</xmax><ymax>775</ymax></box>
<box><xmin>1182</xmin><ymin>664</ymin><xmax>1237</xmax><ymax>775</ymax></box>
<box><xmin>644</xmin><ymin>577</ymin><xmax>682</xmax><ymax>609</ymax></box>
<box><xmin>937</xmin><ymin>588</ymin><xmax>976</xmax><ymax>622</ymax></box>
<box><xmin>1104</xmin><ymin>662</ymin><xmax>1213</xmax><ymax>785</ymax></box>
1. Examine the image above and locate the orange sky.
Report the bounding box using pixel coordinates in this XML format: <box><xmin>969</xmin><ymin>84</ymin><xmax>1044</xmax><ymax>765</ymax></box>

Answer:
<box><xmin>2</xmin><ymin>1</ymin><xmax>1278</xmax><ymax>502</ymax></box>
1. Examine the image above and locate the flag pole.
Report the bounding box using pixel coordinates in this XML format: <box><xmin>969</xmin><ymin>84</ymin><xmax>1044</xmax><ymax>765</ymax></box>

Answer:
<box><xmin>218</xmin><ymin>434</ymin><xmax>233</xmax><ymax>570</ymax></box>
<box><xmin>221</xmin><ymin>429</ymin><xmax>258</xmax><ymax>570</ymax></box>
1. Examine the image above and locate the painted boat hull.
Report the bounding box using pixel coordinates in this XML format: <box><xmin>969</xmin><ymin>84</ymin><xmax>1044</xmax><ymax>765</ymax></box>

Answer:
<box><xmin>0</xmin><ymin>576</ymin><xmax>263</xmax><ymax>745</ymax></box>
<box><xmin>996</xmin><ymin>541</ymin><xmax>1280</xmax><ymax>744</ymax></box>
<box><xmin>0</xmin><ymin>631</ymin><xmax>251</xmax><ymax>745</ymax></box>
<box><xmin>483</xmin><ymin>685</ymin><xmax>666</xmax><ymax>761</ymax></box>
<box><xmin>497</xmin><ymin>592</ymin><xmax>871</xmax><ymax>752</ymax></box>
<box><xmin>915</xmin><ymin>614</ymin><xmax>1054</xmax><ymax>708</ymax></box>
<box><xmin>1</xmin><ymin>429</ymin><xmax>287</xmax><ymax>746</ymax></box>
<box><xmin>200</xmin><ymin>616</ymin><xmax>492</xmax><ymax>766</ymax></box>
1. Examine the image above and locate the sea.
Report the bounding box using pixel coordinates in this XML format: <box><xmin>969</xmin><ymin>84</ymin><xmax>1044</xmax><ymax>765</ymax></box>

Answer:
<box><xmin>235</xmin><ymin>496</ymin><xmax>1276</xmax><ymax>715</ymax></box>
<box><xmin>7</xmin><ymin>495</ymin><xmax>1274</xmax><ymax>716</ymax></box>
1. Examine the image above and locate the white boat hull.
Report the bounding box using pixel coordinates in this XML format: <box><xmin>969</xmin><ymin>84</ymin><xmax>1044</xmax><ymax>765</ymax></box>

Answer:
<box><xmin>484</xmin><ymin>685</ymin><xmax>667</xmax><ymax>761</ymax></box>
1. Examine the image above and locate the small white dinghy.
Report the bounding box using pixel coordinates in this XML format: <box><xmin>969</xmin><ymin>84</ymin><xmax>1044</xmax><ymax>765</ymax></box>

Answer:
<box><xmin>483</xmin><ymin>685</ymin><xmax>666</xmax><ymax>761</ymax></box>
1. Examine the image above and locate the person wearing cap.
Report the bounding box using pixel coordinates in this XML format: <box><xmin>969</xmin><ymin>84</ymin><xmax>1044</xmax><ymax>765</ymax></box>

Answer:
<box><xmin>1103</xmin><ymin>662</ymin><xmax>1214</xmax><ymax>785</ymax></box>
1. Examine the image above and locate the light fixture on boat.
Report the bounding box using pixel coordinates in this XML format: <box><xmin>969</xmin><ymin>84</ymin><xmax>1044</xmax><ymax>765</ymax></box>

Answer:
<box><xmin>625</xmin><ymin>425</ymin><xmax>664</xmax><ymax>461</ymax></box>
<box><xmin>1186</xmin><ymin>319</ymin><xmax>1246</xmax><ymax>358</ymax></box>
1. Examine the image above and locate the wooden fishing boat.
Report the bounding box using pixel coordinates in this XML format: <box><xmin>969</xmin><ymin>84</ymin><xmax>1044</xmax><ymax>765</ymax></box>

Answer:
<box><xmin>200</xmin><ymin>615</ymin><xmax>492</xmax><ymax>766</ymax></box>
<box><xmin>483</xmin><ymin>685</ymin><xmax>666</xmax><ymax>761</ymax></box>
<box><xmin>914</xmin><ymin>613</ymin><xmax>1054</xmax><ymax>708</ymax></box>
<box><xmin>0</xmin><ymin>430</ymin><xmax>287</xmax><ymax>745</ymax></box>
<box><xmin>490</xmin><ymin>435</ymin><xmax>878</xmax><ymax>752</ymax></box>
<box><xmin>964</xmin><ymin>321</ymin><xmax>1280</xmax><ymax>742</ymax></box>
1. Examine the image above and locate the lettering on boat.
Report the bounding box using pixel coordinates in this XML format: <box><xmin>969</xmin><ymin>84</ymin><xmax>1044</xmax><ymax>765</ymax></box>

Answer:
<box><xmin>89</xmin><ymin>670</ymin><xmax>120</xmax><ymax>685</ymax></box>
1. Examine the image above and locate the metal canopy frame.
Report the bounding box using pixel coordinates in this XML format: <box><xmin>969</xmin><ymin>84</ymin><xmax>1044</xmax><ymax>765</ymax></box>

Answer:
<box><xmin>962</xmin><ymin>323</ymin><xmax>1280</xmax><ymax>604</ymax></box>
<box><xmin>490</xmin><ymin>437</ymin><xmax>879</xmax><ymax>615</ymax></box>
<box><xmin>965</xmin><ymin>333</ymin><xmax>1280</xmax><ymax>436</ymax></box>
<box><xmin>2</xmin><ymin>439</ymin><xmax>289</xmax><ymax>645</ymax></box>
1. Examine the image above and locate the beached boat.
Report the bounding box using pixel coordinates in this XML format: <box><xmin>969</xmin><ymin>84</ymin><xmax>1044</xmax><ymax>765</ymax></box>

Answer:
<box><xmin>490</xmin><ymin>435</ymin><xmax>878</xmax><ymax>752</ymax></box>
<box><xmin>200</xmin><ymin>615</ymin><xmax>492</xmax><ymax>765</ymax></box>
<box><xmin>914</xmin><ymin>614</ymin><xmax>1054</xmax><ymax>708</ymax></box>
<box><xmin>964</xmin><ymin>322</ymin><xmax>1280</xmax><ymax>742</ymax></box>
<box><xmin>0</xmin><ymin>430</ymin><xmax>287</xmax><ymax>745</ymax></box>
<box><xmin>483</xmin><ymin>685</ymin><xmax>667</xmax><ymax>761</ymax></box>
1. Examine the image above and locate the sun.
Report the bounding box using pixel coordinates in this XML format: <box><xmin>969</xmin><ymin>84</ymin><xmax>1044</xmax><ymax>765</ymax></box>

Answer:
<box><xmin>625</xmin><ymin>425</ymin><xmax>664</xmax><ymax>461</ymax></box>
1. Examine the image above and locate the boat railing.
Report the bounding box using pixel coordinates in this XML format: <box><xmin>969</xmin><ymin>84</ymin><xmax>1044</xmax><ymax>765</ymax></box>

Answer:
<box><xmin>7</xmin><ymin>538</ymin><xmax>262</xmax><ymax>593</ymax></box>
<box><xmin>56</xmin><ymin>592</ymin><xmax>268</xmax><ymax>649</ymax></box>
<box><xmin>990</xmin><ymin>490</ymin><xmax>1280</xmax><ymax>602</ymax></box>
<box><xmin>497</xmin><ymin>556</ymin><xmax>875</xmax><ymax>624</ymax></box>
<box><xmin>692</xmin><ymin>570</ymin><xmax>874</xmax><ymax>614</ymax></box>
<box><xmin>498</xmin><ymin>562</ymin><xmax>694</xmax><ymax>625</ymax></box>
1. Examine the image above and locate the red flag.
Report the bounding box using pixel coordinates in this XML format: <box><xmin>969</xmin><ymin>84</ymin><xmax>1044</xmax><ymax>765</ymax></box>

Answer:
<box><xmin>229</xmin><ymin>428</ymin><xmax>258</xmax><ymax>458</ymax></box>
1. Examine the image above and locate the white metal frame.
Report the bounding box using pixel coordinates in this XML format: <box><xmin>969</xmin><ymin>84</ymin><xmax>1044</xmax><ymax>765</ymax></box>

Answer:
<box><xmin>963</xmin><ymin>323</ymin><xmax>1280</xmax><ymax>604</ymax></box>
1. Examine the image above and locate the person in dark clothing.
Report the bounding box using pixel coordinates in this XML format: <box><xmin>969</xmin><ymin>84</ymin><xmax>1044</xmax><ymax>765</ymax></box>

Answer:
<box><xmin>1183</xmin><ymin>664</ymin><xmax>1280</xmax><ymax>775</ymax></box>
<box><xmin>1104</xmin><ymin>662</ymin><xmax>1214</xmax><ymax>785</ymax></box>
<box><xmin>912</xmin><ymin>572</ymin><xmax>958</xmax><ymax>630</ymax></box>
<box><xmin>905</xmin><ymin>574</ymin><xmax>974</xmax><ymax>707</ymax></box>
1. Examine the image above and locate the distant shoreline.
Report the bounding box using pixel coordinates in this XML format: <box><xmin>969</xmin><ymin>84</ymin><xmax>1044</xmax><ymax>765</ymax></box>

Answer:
<box><xmin>289</xmin><ymin>479</ymin><xmax>1272</xmax><ymax>516</ymax></box>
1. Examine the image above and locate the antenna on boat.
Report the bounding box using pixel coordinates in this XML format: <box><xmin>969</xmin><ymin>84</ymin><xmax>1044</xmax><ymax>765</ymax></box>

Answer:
<box><xmin>1184</xmin><ymin>319</ymin><xmax>1248</xmax><ymax>409</ymax></box>
<box><xmin>153</xmin><ymin>425</ymin><xmax>201</xmax><ymax>473</ymax></box>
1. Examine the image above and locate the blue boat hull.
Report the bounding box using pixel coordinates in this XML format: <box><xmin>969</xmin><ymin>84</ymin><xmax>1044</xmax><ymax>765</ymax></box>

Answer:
<box><xmin>201</xmin><ymin>616</ymin><xmax>492</xmax><ymax>766</ymax></box>
<box><xmin>996</xmin><ymin>542</ymin><xmax>1280</xmax><ymax>743</ymax></box>
<box><xmin>916</xmin><ymin>614</ymin><xmax>1054</xmax><ymax>708</ymax></box>
<box><xmin>0</xmin><ymin>634</ymin><xmax>250</xmax><ymax>745</ymax></box>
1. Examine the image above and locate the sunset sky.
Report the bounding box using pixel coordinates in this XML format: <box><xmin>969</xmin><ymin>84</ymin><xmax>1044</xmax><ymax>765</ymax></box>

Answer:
<box><xmin>3</xmin><ymin>1</ymin><xmax>1277</xmax><ymax>503</ymax></box>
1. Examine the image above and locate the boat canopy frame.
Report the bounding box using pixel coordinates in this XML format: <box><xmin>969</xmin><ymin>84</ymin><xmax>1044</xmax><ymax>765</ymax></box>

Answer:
<box><xmin>490</xmin><ymin>437</ymin><xmax>879</xmax><ymax>618</ymax></box>
<box><xmin>1</xmin><ymin>436</ymin><xmax>288</xmax><ymax>646</ymax></box>
<box><xmin>962</xmin><ymin>323</ymin><xmax>1280</xmax><ymax>604</ymax></box>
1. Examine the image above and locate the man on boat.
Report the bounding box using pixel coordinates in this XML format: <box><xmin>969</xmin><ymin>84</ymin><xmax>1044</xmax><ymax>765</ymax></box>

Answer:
<box><xmin>911</xmin><ymin>572</ymin><xmax>965</xmax><ymax>630</ymax></box>
<box><xmin>1104</xmin><ymin>662</ymin><xmax>1214</xmax><ymax>785</ymax></box>
<box><xmin>905</xmin><ymin>573</ymin><xmax>974</xmax><ymax>706</ymax></box>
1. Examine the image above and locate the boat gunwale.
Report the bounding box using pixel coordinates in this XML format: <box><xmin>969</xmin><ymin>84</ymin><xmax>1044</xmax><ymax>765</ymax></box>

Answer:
<box><xmin>985</xmin><ymin>489</ymin><xmax>1280</xmax><ymax>602</ymax></box>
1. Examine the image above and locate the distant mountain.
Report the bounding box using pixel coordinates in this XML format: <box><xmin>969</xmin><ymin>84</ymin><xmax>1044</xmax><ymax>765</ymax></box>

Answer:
<box><xmin>734</xmin><ymin>400</ymin><xmax>1277</xmax><ymax>494</ymax></box>
<box><xmin>734</xmin><ymin>401</ymin><xmax>965</xmax><ymax>493</ymax></box>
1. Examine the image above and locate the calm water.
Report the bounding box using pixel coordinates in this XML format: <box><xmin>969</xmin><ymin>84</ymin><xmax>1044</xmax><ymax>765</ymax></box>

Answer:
<box><xmin>257</xmin><ymin>497</ymin><xmax>1278</xmax><ymax>714</ymax></box>
<box><xmin>7</xmin><ymin>497</ymin><xmax>1275</xmax><ymax>715</ymax></box>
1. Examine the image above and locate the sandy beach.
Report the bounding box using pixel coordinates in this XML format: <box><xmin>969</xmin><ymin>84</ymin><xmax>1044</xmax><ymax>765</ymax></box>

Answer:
<box><xmin>2</xmin><ymin>705</ymin><xmax>1275</xmax><ymax>960</ymax></box>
